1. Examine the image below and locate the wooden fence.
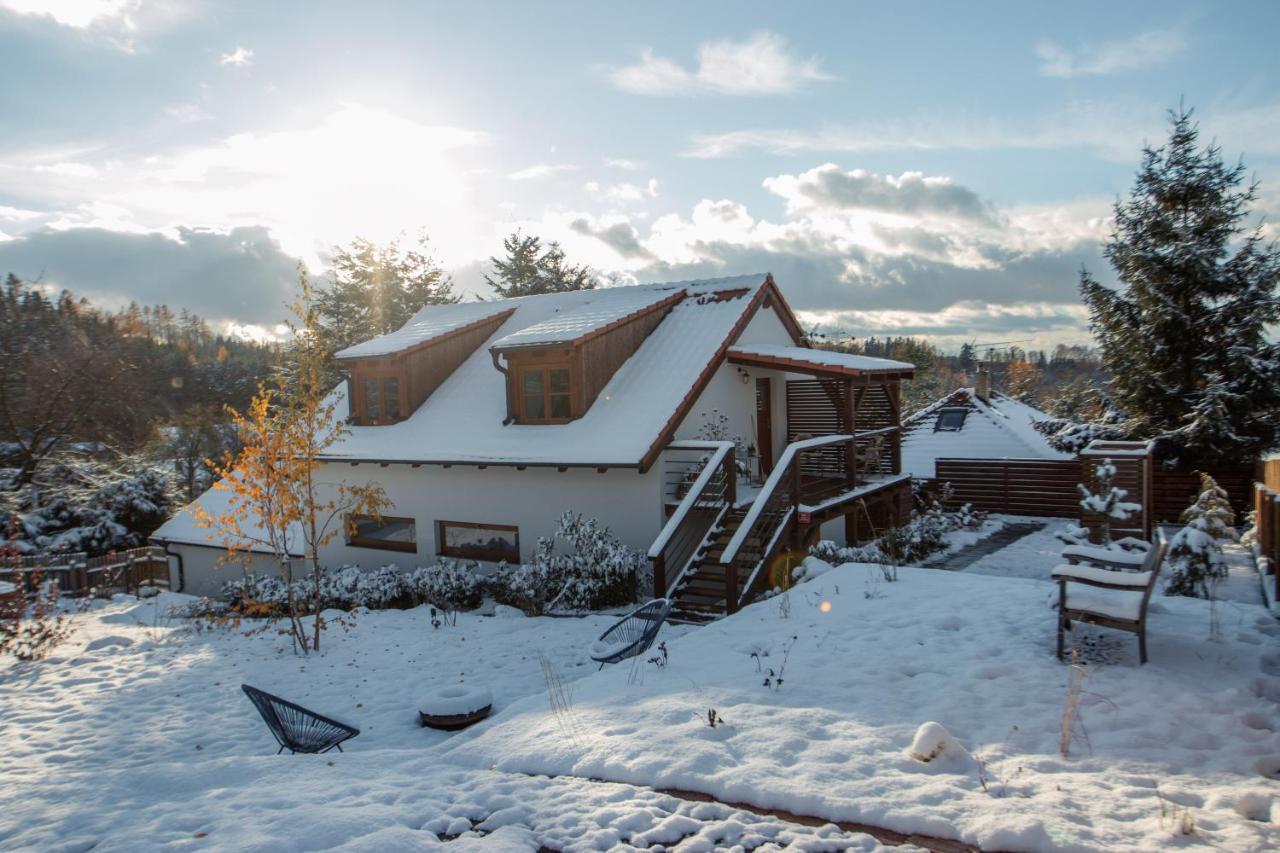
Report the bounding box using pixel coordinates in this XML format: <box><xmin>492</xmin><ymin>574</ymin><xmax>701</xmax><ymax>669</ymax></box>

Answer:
<box><xmin>3</xmin><ymin>546</ymin><xmax>171</xmax><ymax>598</ymax></box>
<box><xmin>933</xmin><ymin>457</ymin><xmax>1259</xmax><ymax>525</ymax></box>
<box><xmin>934</xmin><ymin>458</ymin><xmax>1080</xmax><ymax>517</ymax></box>
<box><xmin>1255</xmin><ymin>484</ymin><xmax>1280</xmax><ymax>604</ymax></box>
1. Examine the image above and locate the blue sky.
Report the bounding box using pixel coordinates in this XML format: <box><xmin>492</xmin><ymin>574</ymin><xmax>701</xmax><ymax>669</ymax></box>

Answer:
<box><xmin>1</xmin><ymin>1</ymin><xmax>1277</xmax><ymax>347</ymax></box>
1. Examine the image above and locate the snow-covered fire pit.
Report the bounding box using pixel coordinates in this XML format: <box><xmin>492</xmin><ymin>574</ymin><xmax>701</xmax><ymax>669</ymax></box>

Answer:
<box><xmin>418</xmin><ymin>683</ymin><xmax>493</xmax><ymax>730</ymax></box>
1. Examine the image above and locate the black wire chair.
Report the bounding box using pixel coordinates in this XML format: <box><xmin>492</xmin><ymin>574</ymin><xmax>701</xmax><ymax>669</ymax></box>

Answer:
<box><xmin>241</xmin><ymin>684</ymin><xmax>360</xmax><ymax>755</ymax></box>
<box><xmin>589</xmin><ymin>598</ymin><xmax>671</xmax><ymax>669</ymax></box>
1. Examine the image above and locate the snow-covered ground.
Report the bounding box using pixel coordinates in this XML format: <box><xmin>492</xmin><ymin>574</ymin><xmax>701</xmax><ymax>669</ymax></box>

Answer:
<box><xmin>4</xmin><ymin>551</ymin><xmax>1279</xmax><ymax>851</ymax></box>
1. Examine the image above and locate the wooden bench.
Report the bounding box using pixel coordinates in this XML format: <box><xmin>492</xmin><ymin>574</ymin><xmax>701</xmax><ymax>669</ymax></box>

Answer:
<box><xmin>1053</xmin><ymin>531</ymin><xmax>1167</xmax><ymax>665</ymax></box>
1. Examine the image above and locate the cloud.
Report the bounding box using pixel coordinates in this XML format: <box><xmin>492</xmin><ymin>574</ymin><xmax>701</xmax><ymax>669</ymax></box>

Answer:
<box><xmin>583</xmin><ymin>178</ymin><xmax>659</xmax><ymax>202</ymax></box>
<box><xmin>609</xmin><ymin>31</ymin><xmax>832</xmax><ymax>95</ymax></box>
<box><xmin>569</xmin><ymin>217</ymin><xmax>654</xmax><ymax>260</ymax></box>
<box><xmin>763</xmin><ymin>164</ymin><xmax>998</xmax><ymax>224</ymax></box>
<box><xmin>1035</xmin><ymin>28</ymin><xmax>1184</xmax><ymax>78</ymax></box>
<box><xmin>0</xmin><ymin>0</ymin><xmax>138</xmax><ymax>29</ymax></box>
<box><xmin>684</xmin><ymin>99</ymin><xmax>1280</xmax><ymax>163</ymax></box>
<box><xmin>219</xmin><ymin>46</ymin><xmax>254</xmax><ymax>67</ymax></box>
<box><xmin>604</xmin><ymin>158</ymin><xmax>640</xmax><ymax>170</ymax></box>
<box><xmin>508</xmin><ymin>163</ymin><xmax>576</xmax><ymax>181</ymax></box>
<box><xmin>0</xmin><ymin>225</ymin><xmax>301</xmax><ymax>325</ymax></box>
<box><xmin>1</xmin><ymin>104</ymin><xmax>490</xmax><ymax>268</ymax></box>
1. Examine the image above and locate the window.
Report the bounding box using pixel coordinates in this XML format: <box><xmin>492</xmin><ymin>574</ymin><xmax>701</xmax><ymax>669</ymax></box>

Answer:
<box><xmin>520</xmin><ymin>365</ymin><xmax>572</xmax><ymax>422</ymax></box>
<box><xmin>363</xmin><ymin>378</ymin><xmax>381</xmax><ymax>421</ymax></box>
<box><xmin>383</xmin><ymin>377</ymin><xmax>401</xmax><ymax>420</ymax></box>
<box><xmin>934</xmin><ymin>408</ymin><xmax>968</xmax><ymax>432</ymax></box>
<box><xmin>437</xmin><ymin>520</ymin><xmax>520</xmax><ymax>562</ymax></box>
<box><xmin>347</xmin><ymin>514</ymin><xmax>416</xmax><ymax>552</ymax></box>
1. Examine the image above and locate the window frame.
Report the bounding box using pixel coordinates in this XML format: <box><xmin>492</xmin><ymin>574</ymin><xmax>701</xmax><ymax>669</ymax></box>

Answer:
<box><xmin>517</xmin><ymin>363</ymin><xmax>574</xmax><ymax>424</ymax></box>
<box><xmin>346</xmin><ymin>514</ymin><xmax>417</xmax><ymax>553</ymax></box>
<box><xmin>934</xmin><ymin>408</ymin><xmax>968</xmax><ymax>432</ymax></box>
<box><xmin>351</xmin><ymin>359</ymin><xmax>407</xmax><ymax>426</ymax></box>
<box><xmin>436</xmin><ymin>519</ymin><xmax>521</xmax><ymax>562</ymax></box>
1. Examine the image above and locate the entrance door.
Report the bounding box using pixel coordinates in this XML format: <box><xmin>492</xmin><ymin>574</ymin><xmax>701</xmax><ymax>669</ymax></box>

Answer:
<box><xmin>756</xmin><ymin>377</ymin><xmax>774</xmax><ymax>476</ymax></box>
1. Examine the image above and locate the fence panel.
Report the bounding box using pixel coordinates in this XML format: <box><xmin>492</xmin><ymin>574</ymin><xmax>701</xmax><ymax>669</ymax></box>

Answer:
<box><xmin>934</xmin><ymin>458</ymin><xmax>1080</xmax><ymax>518</ymax></box>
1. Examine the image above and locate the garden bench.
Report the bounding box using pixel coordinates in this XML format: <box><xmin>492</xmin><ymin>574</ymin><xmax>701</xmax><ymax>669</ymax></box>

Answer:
<box><xmin>241</xmin><ymin>684</ymin><xmax>360</xmax><ymax>754</ymax></box>
<box><xmin>1053</xmin><ymin>532</ymin><xmax>1167</xmax><ymax>665</ymax></box>
<box><xmin>589</xmin><ymin>598</ymin><xmax>671</xmax><ymax>669</ymax></box>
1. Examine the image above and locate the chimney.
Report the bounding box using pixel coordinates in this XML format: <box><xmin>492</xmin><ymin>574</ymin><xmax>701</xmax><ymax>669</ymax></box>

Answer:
<box><xmin>974</xmin><ymin>369</ymin><xmax>991</xmax><ymax>403</ymax></box>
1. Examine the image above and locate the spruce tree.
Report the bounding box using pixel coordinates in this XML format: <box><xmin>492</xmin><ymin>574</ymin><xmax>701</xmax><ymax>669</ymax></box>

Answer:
<box><xmin>1080</xmin><ymin>107</ymin><xmax>1280</xmax><ymax>465</ymax></box>
<box><xmin>485</xmin><ymin>231</ymin><xmax>595</xmax><ymax>298</ymax></box>
<box><xmin>314</xmin><ymin>232</ymin><xmax>458</xmax><ymax>356</ymax></box>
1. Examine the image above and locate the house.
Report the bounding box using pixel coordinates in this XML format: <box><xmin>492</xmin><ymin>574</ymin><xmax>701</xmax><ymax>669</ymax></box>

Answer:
<box><xmin>900</xmin><ymin>379</ymin><xmax>1070</xmax><ymax>480</ymax></box>
<box><xmin>152</xmin><ymin>273</ymin><xmax>915</xmax><ymax>618</ymax></box>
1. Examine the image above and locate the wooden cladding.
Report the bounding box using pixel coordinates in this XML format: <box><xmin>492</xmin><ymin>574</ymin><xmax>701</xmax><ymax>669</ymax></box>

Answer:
<box><xmin>934</xmin><ymin>458</ymin><xmax>1081</xmax><ymax>518</ymax></box>
<box><xmin>347</xmin><ymin>311</ymin><xmax>512</xmax><ymax>426</ymax></box>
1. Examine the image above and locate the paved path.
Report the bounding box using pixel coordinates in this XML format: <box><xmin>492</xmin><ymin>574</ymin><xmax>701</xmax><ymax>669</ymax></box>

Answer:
<box><xmin>926</xmin><ymin>521</ymin><xmax>1049</xmax><ymax>571</ymax></box>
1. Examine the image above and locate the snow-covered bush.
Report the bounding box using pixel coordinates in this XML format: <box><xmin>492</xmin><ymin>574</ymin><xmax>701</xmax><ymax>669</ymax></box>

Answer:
<box><xmin>1</xmin><ymin>455</ymin><xmax>175</xmax><ymax>556</ymax></box>
<box><xmin>490</xmin><ymin>512</ymin><xmax>647</xmax><ymax>613</ymax></box>
<box><xmin>406</xmin><ymin>560</ymin><xmax>485</xmax><ymax>612</ymax></box>
<box><xmin>809</xmin><ymin>498</ymin><xmax>985</xmax><ymax>568</ymax></box>
<box><xmin>1165</xmin><ymin>518</ymin><xmax>1227</xmax><ymax>598</ymax></box>
<box><xmin>1078</xmin><ymin>459</ymin><xmax>1140</xmax><ymax>546</ymax></box>
<box><xmin>319</xmin><ymin>564</ymin><xmax>407</xmax><ymax>610</ymax></box>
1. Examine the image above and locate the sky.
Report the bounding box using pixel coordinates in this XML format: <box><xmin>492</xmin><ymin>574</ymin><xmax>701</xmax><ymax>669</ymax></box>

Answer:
<box><xmin>1</xmin><ymin>1</ymin><xmax>1278</xmax><ymax>349</ymax></box>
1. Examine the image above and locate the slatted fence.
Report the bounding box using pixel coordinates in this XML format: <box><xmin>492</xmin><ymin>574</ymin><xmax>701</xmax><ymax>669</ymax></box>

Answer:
<box><xmin>1255</xmin><ymin>484</ymin><xmax>1280</xmax><ymax>604</ymax></box>
<box><xmin>3</xmin><ymin>546</ymin><xmax>171</xmax><ymax>597</ymax></box>
<box><xmin>934</xmin><ymin>458</ymin><xmax>1080</xmax><ymax>517</ymax></box>
<box><xmin>1150</xmin><ymin>468</ymin><xmax>1256</xmax><ymax>523</ymax></box>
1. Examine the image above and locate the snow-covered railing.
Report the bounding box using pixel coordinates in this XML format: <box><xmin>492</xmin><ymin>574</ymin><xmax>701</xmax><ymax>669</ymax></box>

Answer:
<box><xmin>648</xmin><ymin>441</ymin><xmax>736</xmax><ymax>597</ymax></box>
<box><xmin>719</xmin><ymin>435</ymin><xmax>851</xmax><ymax>569</ymax></box>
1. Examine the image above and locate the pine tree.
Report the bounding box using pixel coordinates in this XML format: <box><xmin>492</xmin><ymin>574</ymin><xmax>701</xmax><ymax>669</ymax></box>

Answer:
<box><xmin>1179</xmin><ymin>472</ymin><xmax>1236</xmax><ymax>541</ymax></box>
<box><xmin>1080</xmin><ymin>106</ymin><xmax>1280</xmax><ymax>465</ymax></box>
<box><xmin>314</xmin><ymin>232</ymin><xmax>458</xmax><ymax>357</ymax></box>
<box><xmin>485</xmin><ymin>231</ymin><xmax>595</xmax><ymax>298</ymax></box>
<box><xmin>1077</xmin><ymin>459</ymin><xmax>1140</xmax><ymax>546</ymax></box>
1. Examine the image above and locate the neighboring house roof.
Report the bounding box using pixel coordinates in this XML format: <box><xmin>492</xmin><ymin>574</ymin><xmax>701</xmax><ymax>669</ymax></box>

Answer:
<box><xmin>900</xmin><ymin>388</ymin><xmax>1071</xmax><ymax>478</ymax></box>
<box><xmin>322</xmin><ymin>273</ymin><xmax>800</xmax><ymax>469</ymax></box>
<box><xmin>151</xmin><ymin>479</ymin><xmax>306</xmax><ymax>556</ymax></box>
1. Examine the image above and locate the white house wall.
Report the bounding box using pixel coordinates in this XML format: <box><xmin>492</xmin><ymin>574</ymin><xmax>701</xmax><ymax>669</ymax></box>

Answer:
<box><xmin>165</xmin><ymin>544</ymin><xmax>297</xmax><ymax>598</ymax></box>
<box><xmin>318</xmin><ymin>463</ymin><xmax>663</xmax><ymax>569</ymax></box>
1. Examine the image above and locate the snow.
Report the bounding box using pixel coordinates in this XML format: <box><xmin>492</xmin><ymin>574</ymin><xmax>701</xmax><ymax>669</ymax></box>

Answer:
<box><xmin>1059</xmin><ymin>584</ymin><xmax>1144</xmax><ymax>620</ymax></box>
<box><xmin>444</xmin><ymin>565</ymin><xmax>1280</xmax><ymax>851</ymax></box>
<box><xmin>334</xmin><ymin>301</ymin><xmax>514</xmax><ymax>359</ymax></box>
<box><xmin>490</xmin><ymin>285</ymin><xmax>682</xmax><ymax>349</ymax></box>
<box><xmin>6</xmin><ymin>538</ymin><xmax>1280</xmax><ymax>851</ymax></box>
<box><xmin>900</xmin><ymin>390</ymin><xmax>1071</xmax><ymax>479</ymax></box>
<box><xmin>727</xmin><ymin>344</ymin><xmax>914</xmax><ymax>373</ymax></box>
<box><xmin>1061</xmin><ymin>544</ymin><xmax>1147</xmax><ymax>567</ymax></box>
<box><xmin>1051</xmin><ymin>563</ymin><xmax>1152</xmax><ymax>588</ymax></box>
<box><xmin>420</xmin><ymin>683</ymin><xmax>493</xmax><ymax>717</ymax></box>
<box><xmin>323</xmin><ymin>275</ymin><xmax>770</xmax><ymax>466</ymax></box>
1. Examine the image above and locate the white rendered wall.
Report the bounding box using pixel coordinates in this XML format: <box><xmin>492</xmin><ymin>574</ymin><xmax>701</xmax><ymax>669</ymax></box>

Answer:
<box><xmin>316</xmin><ymin>463</ymin><xmax>664</xmax><ymax>570</ymax></box>
<box><xmin>165</xmin><ymin>544</ymin><xmax>298</xmax><ymax>598</ymax></box>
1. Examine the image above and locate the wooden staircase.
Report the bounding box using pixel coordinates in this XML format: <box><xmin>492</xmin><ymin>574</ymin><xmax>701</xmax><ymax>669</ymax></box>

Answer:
<box><xmin>669</xmin><ymin>507</ymin><xmax>749</xmax><ymax>623</ymax></box>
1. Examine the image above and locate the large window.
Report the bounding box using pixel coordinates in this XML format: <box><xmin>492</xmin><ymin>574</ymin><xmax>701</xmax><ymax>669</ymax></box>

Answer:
<box><xmin>347</xmin><ymin>514</ymin><xmax>416</xmax><ymax>552</ymax></box>
<box><xmin>436</xmin><ymin>520</ymin><xmax>520</xmax><ymax>562</ymax></box>
<box><xmin>519</xmin><ymin>365</ymin><xmax>572</xmax><ymax>423</ymax></box>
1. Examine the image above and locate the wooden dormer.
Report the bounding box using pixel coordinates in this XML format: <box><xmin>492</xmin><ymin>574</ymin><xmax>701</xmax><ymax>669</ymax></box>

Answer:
<box><xmin>337</xmin><ymin>307</ymin><xmax>514</xmax><ymax>426</ymax></box>
<box><xmin>490</xmin><ymin>289</ymin><xmax>684</xmax><ymax>424</ymax></box>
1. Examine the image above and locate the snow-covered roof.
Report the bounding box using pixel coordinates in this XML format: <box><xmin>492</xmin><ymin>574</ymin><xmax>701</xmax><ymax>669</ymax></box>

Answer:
<box><xmin>728</xmin><ymin>344</ymin><xmax>913</xmax><ymax>374</ymax></box>
<box><xmin>151</xmin><ymin>479</ymin><xmax>305</xmax><ymax>555</ymax></box>
<box><xmin>324</xmin><ymin>274</ymin><xmax>773</xmax><ymax>467</ymax></box>
<box><xmin>900</xmin><ymin>389</ymin><xmax>1071</xmax><ymax>478</ymax></box>
<box><xmin>334</xmin><ymin>301</ymin><xmax>514</xmax><ymax>359</ymax></box>
<box><xmin>490</xmin><ymin>286</ymin><xmax>684</xmax><ymax>349</ymax></box>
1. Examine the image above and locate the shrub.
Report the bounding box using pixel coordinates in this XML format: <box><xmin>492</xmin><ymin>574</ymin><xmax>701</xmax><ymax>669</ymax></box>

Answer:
<box><xmin>406</xmin><ymin>559</ymin><xmax>485</xmax><ymax>612</ymax></box>
<box><xmin>489</xmin><ymin>512</ymin><xmax>647</xmax><ymax>613</ymax></box>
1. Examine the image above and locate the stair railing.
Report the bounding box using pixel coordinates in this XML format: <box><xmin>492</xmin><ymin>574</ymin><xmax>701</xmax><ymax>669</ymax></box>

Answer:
<box><xmin>648</xmin><ymin>440</ymin><xmax>736</xmax><ymax>598</ymax></box>
<box><xmin>719</xmin><ymin>434</ymin><xmax>852</xmax><ymax>612</ymax></box>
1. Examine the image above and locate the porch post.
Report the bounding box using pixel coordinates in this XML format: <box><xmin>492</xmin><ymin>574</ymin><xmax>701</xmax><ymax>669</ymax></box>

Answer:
<box><xmin>724</xmin><ymin>447</ymin><xmax>737</xmax><ymax>505</ymax></box>
<box><xmin>846</xmin><ymin>379</ymin><xmax>858</xmax><ymax>488</ymax></box>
